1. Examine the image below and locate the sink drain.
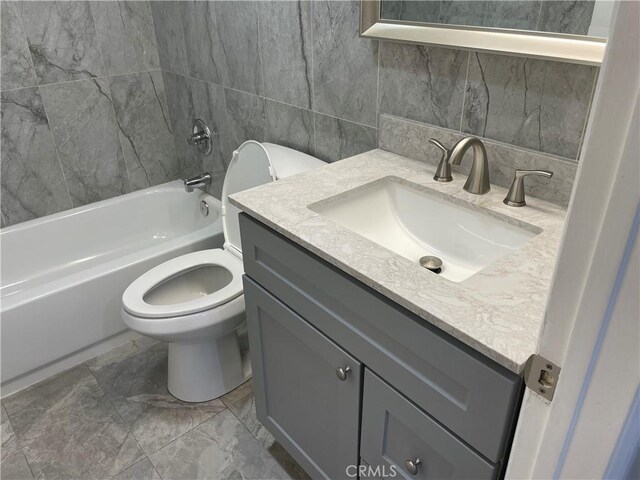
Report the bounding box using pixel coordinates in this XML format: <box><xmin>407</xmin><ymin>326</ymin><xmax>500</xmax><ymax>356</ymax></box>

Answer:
<box><xmin>419</xmin><ymin>255</ymin><xmax>443</xmax><ymax>274</ymax></box>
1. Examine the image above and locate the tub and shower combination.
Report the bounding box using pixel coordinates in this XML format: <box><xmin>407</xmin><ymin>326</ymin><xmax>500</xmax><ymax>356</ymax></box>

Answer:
<box><xmin>1</xmin><ymin>181</ymin><xmax>223</xmax><ymax>394</ymax></box>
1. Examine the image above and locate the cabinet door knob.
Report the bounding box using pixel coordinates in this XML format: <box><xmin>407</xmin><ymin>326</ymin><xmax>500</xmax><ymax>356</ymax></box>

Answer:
<box><xmin>404</xmin><ymin>458</ymin><xmax>422</xmax><ymax>475</ymax></box>
<box><xmin>335</xmin><ymin>366</ymin><xmax>351</xmax><ymax>381</ymax></box>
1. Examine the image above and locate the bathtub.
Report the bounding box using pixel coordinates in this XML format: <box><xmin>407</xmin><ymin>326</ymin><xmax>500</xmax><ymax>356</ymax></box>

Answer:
<box><xmin>1</xmin><ymin>181</ymin><xmax>223</xmax><ymax>392</ymax></box>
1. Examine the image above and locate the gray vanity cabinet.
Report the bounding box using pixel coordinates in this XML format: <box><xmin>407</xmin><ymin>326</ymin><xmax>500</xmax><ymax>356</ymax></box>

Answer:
<box><xmin>244</xmin><ymin>278</ymin><xmax>362</xmax><ymax>480</ymax></box>
<box><xmin>240</xmin><ymin>214</ymin><xmax>523</xmax><ymax>479</ymax></box>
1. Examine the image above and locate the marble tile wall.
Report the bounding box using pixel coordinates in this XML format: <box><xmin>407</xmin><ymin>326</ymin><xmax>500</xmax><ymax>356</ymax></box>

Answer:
<box><xmin>2</xmin><ymin>0</ymin><xmax>600</xmax><ymax>227</ymax></box>
<box><xmin>0</xmin><ymin>1</ymin><xmax>178</xmax><ymax>227</ymax></box>
<box><xmin>151</xmin><ymin>0</ymin><xmax>598</xmax><ymax>208</ymax></box>
<box><xmin>150</xmin><ymin>0</ymin><xmax>379</xmax><ymax>171</ymax></box>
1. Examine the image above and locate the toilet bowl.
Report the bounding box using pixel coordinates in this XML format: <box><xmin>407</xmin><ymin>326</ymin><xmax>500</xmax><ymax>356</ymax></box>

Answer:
<box><xmin>121</xmin><ymin>141</ymin><xmax>324</xmax><ymax>402</ymax></box>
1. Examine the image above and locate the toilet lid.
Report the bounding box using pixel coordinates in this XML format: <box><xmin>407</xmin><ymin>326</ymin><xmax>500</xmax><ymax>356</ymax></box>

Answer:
<box><xmin>221</xmin><ymin>141</ymin><xmax>275</xmax><ymax>257</ymax></box>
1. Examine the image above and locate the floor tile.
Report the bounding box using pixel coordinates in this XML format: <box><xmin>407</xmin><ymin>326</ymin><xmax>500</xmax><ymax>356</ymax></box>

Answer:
<box><xmin>149</xmin><ymin>409</ymin><xmax>292</xmax><ymax>480</ymax></box>
<box><xmin>228</xmin><ymin>396</ymin><xmax>310</xmax><ymax>480</ymax></box>
<box><xmin>3</xmin><ymin>366</ymin><xmax>143</xmax><ymax>479</ymax></box>
<box><xmin>86</xmin><ymin>334</ymin><xmax>159</xmax><ymax>373</ymax></box>
<box><xmin>91</xmin><ymin>343</ymin><xmax>226</xmax><ymax>456</ymax></box>
<box><xmin>220</xmin><ymin>380</ymin><xmax>253</xmax><ymax>408</ymax></box>
<box><xmin>114</xmin><ymin>457</ymin><xmax>161</xmax><ymax>480</ymax></box>
<box><xmin>1</xmin><ymin>404</ymin><xmax>34</xmax><ymax>480</ymax></box>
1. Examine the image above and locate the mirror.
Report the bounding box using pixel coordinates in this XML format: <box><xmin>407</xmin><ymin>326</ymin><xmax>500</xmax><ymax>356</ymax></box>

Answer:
<box><xmin>361</xmin><ymin>0</ymin><xmax>613</xmax><ymax>64</ymax></box>
<box><xmin>380</xmin><ymin>1</ymin><xmax>612</xmax><ymax>37</ymax></box>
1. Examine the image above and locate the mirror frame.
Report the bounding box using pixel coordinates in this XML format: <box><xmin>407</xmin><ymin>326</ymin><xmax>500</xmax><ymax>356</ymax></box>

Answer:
<box><xmin>360</xmin><ymin>0</ymin><xmax>606</xmax><ymax>65</ymax></box>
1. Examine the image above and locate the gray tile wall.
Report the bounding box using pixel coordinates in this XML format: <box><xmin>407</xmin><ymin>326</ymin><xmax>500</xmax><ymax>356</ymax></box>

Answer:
<box><xmin>151</xmin><ymin>0</ymin><xmax>597</xmax><ymax>209</ymax></box>
<box><xmin>2</xmin><ymin>0</ymin><xmax>599</xmax><ymax>227</ymax></box>
<box><xmin>0</xmin><ymin>0</ymin><xmax>178</xmax><ymax>227</ymax></box>
<box><xmin>150</xmin><ymin>0</ymin><xmax>379</xmax><ymax>175</ymax></box>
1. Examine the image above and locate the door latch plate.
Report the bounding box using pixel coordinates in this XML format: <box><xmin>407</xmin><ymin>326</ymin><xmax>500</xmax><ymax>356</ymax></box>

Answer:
<box><xmin>524</xmin><ymin>354</ymin><xmax>561</xmax><ymax>401</ymax></box>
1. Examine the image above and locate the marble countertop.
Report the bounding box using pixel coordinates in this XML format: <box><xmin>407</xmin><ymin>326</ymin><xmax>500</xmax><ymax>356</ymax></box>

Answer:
<box><xmin>230</xmin><ymin>149</ymin><xmax>567</xmax><ymax>373</ymax></box>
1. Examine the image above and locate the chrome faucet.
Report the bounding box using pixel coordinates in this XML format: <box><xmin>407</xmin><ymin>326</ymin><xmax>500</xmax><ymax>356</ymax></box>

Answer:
<box><xmin>503</xmin><ymin>169</ymin><xmax>553</xmax><ymax>207</ymax></box>
<box><xmin>184</xmin><ymin>172</ymin><xmax>212</xmax><ymax>192</ymax></box>
<box><xmin>449</xmin><ymin>136</ymin><xmax>490</xmax><ymax>195</ymax></box>
<box><xmin>187</xmin><ymin>119</ymin><xmax>212</xmax><ymax>155</ymax></box>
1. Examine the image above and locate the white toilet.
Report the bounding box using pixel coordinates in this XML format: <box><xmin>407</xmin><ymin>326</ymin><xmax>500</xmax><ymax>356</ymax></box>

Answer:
<box><xmin>121</xmin><ymin>141</ymin><xmax>324</xmax><ymax>402</ymax></box>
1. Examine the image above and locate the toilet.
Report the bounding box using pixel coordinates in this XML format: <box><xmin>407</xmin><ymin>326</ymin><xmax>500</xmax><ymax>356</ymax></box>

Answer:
<box><xmin>121</xmin><ymin>141</ymin><xmax>325</xmax><ymax>402</ymax></box>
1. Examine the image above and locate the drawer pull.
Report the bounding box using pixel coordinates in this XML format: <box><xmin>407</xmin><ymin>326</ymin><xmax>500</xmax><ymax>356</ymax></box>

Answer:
<box><xmin>336</xmin><ymin>366</ymin><xmax>351</xmax><ymax>381</ymax></box>
<box><xmin>404</xmin><ymin>458</ymin><xmax>422</xmax><ymax>475</ymax></box>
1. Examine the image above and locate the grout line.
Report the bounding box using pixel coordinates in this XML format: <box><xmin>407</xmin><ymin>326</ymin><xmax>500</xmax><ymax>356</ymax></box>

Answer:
<box><xmin>90</xmin><ymin>2</ymin><xmax>134</xmax><ymax>193</ymax></box>
<box><xmin>458</xmin><ymin>51</ymin><xmax>472</xmax><ymax>133</ymax></box>
<box><xmin>375</xmin><ymin>39</ymin><xmax>382</xmax><ymax>146</ymax></box>
<box><xmin>147</xmin><ymin>0</ymin><xmax>164</xmax><ymax>76</ymax></box>
<box><xmin>113</xmin><ymin>455</ymin><xmax>161</xmax><ymax>480</ymax></box>
<box><xmin>0</xmin><ymin>68</ymin><xmax>164</xmax><ymax>94</ymax></box>
<box><xmin>86</xmin><ymin>360</ymin><xmax>139</xmax><ymax>426</ymax></box>
<box><xmin>220</xmin><ymin>80</ymin><xmax>234</xmax><ymax>164</ymax></box>
<box><xmin>224</xmin><ymin>395</ymin><xmax>267</xmax><ymax>448</ymax></box>
<box><xmin>255</xmin><ymin>0</ymin><xmax>267</xmax><ymax>143</ymax></box>
<box><xmin>482</xmin><ymin>0</ymin><xmax>488</xmax><ymax>26</ymax></box>
<box><xmin>2</xmin><ymin>403</ymin><xmax>38</xmax><ymax>480</ymax></box>
<box><xmin>37</xmin><ymin>84</ymin><xmax>74</xmax><ymax>210</ymax></box>
<box><xmin>165</xmin><ymin>64</ymin><xmax>377</xmax><ymax>133</ymax></box>
<box><xmin>314</xmin><ymin>109</ymin><xmax>377</xmax><ymax>131</ymax></box>
<box><xmin>87</xmin><ymin>1</ymin><xmax>108</xmax><ymax>77</ymax></box>
<box><xmin>223</xmin><ymin>85</ymin><xmax>310</xmax><ymax>115</ymax></box>
<box><xmin>13</xmin><ymin>0</ymin><xmax>74</xmax><ymax>211</ymax></box>
<box><xmin>143</xmin><ymin>407</ymin><xmax>229</xmax><ymax>458</ymax></box>
<box><xmin>221</xmin><ymin>80</ymin><xmax>376</xmax><ymax>132</ymax></box>
<box><xmin>310</xmin><ymin>0</ymin><xmax>317</xmax><ymax>155</ymax></box>
<box><xmin>535</xmin><ymin>0</ymin><xmax>544</xmax><ymax>31</ymax></box>
<box><xmin>84</xmin><ymin>341</ymin><xmax>228</xmax><ymax>462</ymax></box>
<box><xmin>83</xmin><ymin>344</ymin><xmax>147</xmax><ymax>462</ymax></box>
<box><xmin>14</xmin><ymin>3</ymin><xmax>38</xmax><ymax>90</ymax></box>
<box><xmin>256</xmin><ymin>0</ymin><xmax>266</xmax><ymax>101</ymax></box>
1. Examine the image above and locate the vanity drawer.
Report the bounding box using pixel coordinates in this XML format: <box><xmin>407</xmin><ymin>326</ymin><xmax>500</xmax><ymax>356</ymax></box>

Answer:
<box><xmin>239</xmin><ymin>214</ymin><xmax>522</xmax><ymax>462</ymax></box>
<box><xmin>361</xmin><ymin>370</ymin><xmax>498</xmax><ymax>479</ymax></box>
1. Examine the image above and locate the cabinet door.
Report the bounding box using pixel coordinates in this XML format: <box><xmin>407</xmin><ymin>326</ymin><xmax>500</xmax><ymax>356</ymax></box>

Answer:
<box><xmin>361</xmin><ymin>370</ymin><xmax>499</xmax><ymax>480</ymax></box>
<box><xmin>244</xmin><ymin>278</ymin><xmax>361</xmax><ymax>480</ymax></box>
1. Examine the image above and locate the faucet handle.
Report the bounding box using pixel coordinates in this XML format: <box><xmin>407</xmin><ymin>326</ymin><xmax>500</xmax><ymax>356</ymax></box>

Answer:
<box><xmin>503</xmin><ymin>169</ymin><xmax>553</xmax><ymax>207</ymax></box>
<box><xmin>429</xmin><ymin>139</ymin><xmax>453</xmax><ymax>182</ymax></box>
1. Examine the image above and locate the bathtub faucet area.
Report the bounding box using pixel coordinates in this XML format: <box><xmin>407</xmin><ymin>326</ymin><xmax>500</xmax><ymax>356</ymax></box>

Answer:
<box><xmin>184</xmin><ymin>172</ymin><xmax>212</xmax><ymax>193</ymax></box>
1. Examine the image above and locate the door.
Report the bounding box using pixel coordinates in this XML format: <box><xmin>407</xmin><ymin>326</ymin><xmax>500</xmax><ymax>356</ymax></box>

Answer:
<box><xmin>506</xmin><ymin>1</ymin><xmax>640</xmax><ymax>477</ymax></box>
<box><xmin>244</xmin><ymin>277</ymin><xmax>362</xmax><ymax>480</ymax></box>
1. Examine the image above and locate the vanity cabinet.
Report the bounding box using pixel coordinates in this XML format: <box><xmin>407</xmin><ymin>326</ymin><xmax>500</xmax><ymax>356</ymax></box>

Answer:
<box><xmin>240</xmin><ymin>214</ymin><xmax>523</xmax><ymax>479</ymax></box>
<box><xmin>244</xmin><ymin>279</ymin><xmax>361</xmax><ymax>479</ymax></box>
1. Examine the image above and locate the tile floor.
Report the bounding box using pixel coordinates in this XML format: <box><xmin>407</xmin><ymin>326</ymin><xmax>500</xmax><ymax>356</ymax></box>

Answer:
<box><xmin>0</xmin><ymin>335</ymin><xmax>310</xmax><ymax>480</ymax></box>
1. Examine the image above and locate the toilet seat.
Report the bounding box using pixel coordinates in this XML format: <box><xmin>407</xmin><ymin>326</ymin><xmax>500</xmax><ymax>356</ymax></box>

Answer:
<box><xmin>122</xmin><ymin>249</ymin><xmax>243</xmax><ymax>319</ymax></box>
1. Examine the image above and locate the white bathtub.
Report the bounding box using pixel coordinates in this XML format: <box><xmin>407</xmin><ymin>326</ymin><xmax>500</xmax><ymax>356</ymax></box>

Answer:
<box><xmin>1</xmin><ymin>181</ymin><xmax>223</xmax><ymax>392</ymax></box>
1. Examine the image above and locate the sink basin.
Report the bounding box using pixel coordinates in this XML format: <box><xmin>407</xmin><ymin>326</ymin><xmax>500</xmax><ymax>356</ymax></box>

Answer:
<box><xmin>309</xmin><ymin>177</ymin><xmax>541</xmax><ymax>282</ymax></box>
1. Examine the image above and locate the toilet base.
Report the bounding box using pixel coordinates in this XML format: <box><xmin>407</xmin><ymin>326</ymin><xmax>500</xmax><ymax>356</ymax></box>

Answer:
<box><xmin>167</xmin><ymin>330</ymin><xmax>251</xmax><ymax>402</ymax></box>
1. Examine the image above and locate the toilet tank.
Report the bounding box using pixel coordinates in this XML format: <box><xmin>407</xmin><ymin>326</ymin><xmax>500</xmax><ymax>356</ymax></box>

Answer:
<box><xmin>262</xmin><ymin>143</ymin><xmax>326</xmax><ymax>179</ymax></box>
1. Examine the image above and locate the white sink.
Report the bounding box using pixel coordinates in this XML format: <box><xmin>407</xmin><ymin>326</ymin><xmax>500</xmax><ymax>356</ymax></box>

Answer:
<box><xmin>309</xmin><ymin>177</ymin><xmax>541</xmax><ymax>282</ymax></box>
